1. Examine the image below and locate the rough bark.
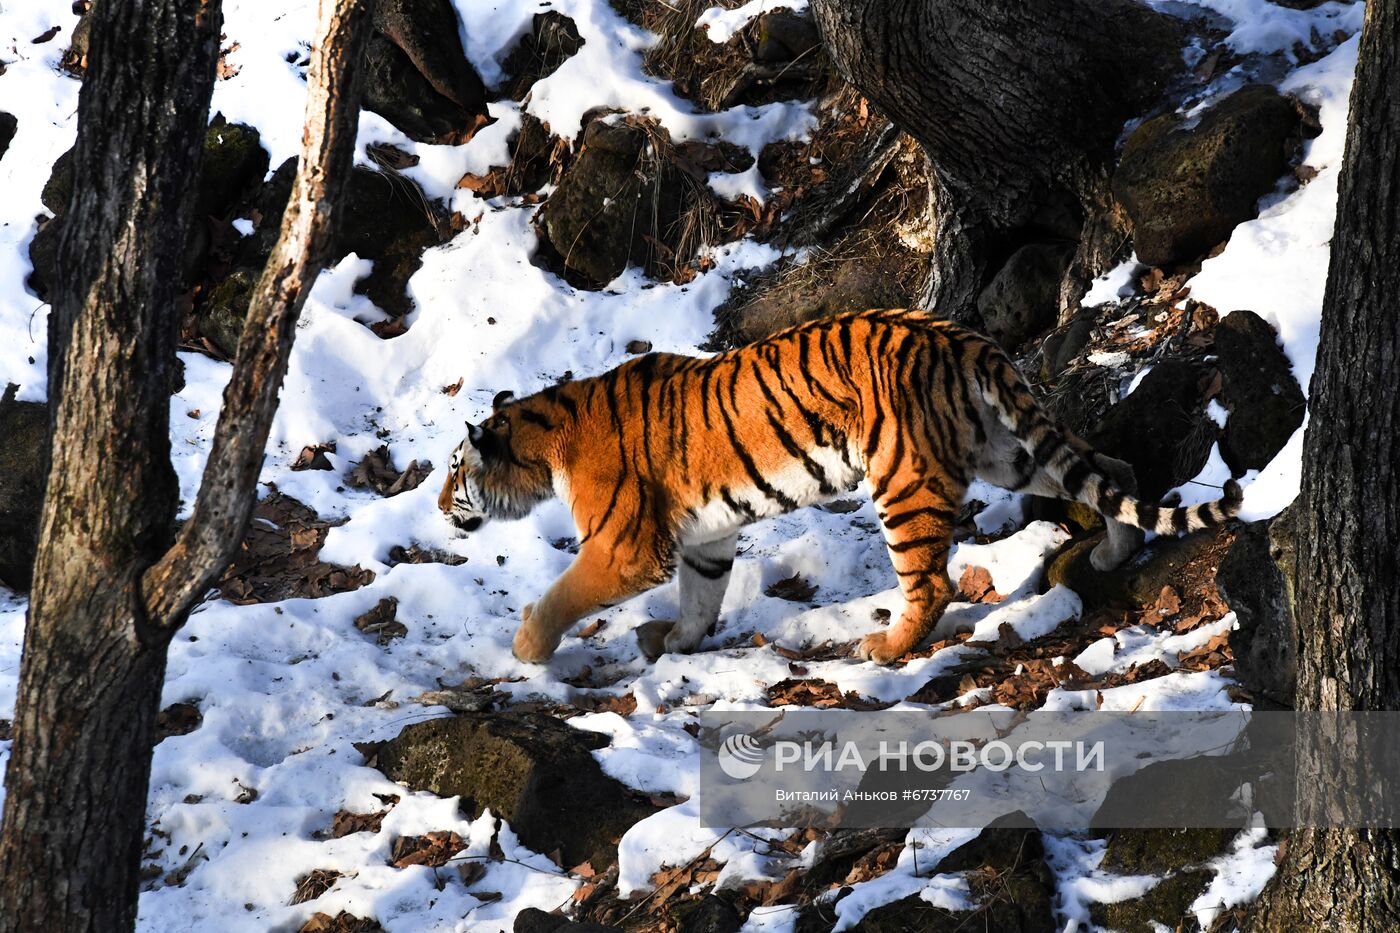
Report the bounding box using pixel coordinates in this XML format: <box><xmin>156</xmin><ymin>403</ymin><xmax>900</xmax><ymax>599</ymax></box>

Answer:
<box><xmin>809</xmin><ymin>0</ymin><xmax>1181</xmax><ymax>321</ymax></box>
<box><xmin>143</xmin><ymin>0</ymin><xmax>373</xmax><ymax>625</ymax></box>
<box><xmin>0</xmin><ymin>1</ymin><xmax>373</xmax><ymax>929</ymax></box>
<box><xmin>1247</xmin><ymin>1</ymin><xmax>1400</xmax><ymax>929</ymax></box>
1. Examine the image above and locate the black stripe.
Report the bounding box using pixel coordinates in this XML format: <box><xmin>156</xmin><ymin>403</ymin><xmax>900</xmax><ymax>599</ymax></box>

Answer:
<box><xmin>720</xmin><ymin>485</ymin><xmax>758</xmax><ymax>521</ymax></box>
<box><xmin>683</xmin><ymin>554</ymin><xmax>733</xmax><ymax>579</ymax></box>
<box><xmin>1061</xmin><ymin>460</ymin><xmax>1094</xmax><ymax>498</ymax></box>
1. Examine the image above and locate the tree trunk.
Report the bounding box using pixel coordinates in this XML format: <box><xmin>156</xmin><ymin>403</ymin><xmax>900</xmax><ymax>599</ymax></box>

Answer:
<box><xmin>809</xmin><ymin>0</ymin><xmax>1181</xmax><ymax>321</ymax></box>
<box><xmin>0</xmin><ymin>1</ymin><xmax>373</xmax><ymax>929</ymax></box>
<box><xmin>0</xmin><ymin>0</ymin><xmax>220</xmax><ymax>927</ymax></box>
<box><xmin>1247</xmin><ymin>1</ymin><xmax>1400</xmax><ymax>929</ymax></box>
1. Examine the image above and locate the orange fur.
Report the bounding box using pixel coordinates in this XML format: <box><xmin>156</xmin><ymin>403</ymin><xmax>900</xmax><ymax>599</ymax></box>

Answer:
<box><xmin>439</xmin><ymin>309</ymin><xmax>1241</xmax><ymax>664</ymax></box>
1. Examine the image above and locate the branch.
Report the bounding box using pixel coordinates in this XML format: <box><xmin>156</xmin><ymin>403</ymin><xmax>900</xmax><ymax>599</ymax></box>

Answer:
<box><xmin>142</xmin><ymin>0</ymin><xmax>375</xmax><ymax>626</ymax></box>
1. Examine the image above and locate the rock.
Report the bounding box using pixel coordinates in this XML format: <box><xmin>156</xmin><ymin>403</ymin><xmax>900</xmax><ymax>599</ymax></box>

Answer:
<box><xmin>360</xmin><ymin>712</ymin><xmax>654</xmax><ymax>868</ymax></box>
<box><xmin>1088</xmin><ymin>869</ymin><xmax>1213</xmax><ymax>933</ymax></box>
<box><xmin>41</xmin><ymin>147</ymin><xmax>75</xmax><ymax>216</ymax></box>
<box><xmin>1038</xmin><ymin>307</ymin><xmax>1096</xmax><ymax>378</ymax></box>
<box><xmin>0</xmin><ymin>386</ymin><xmax>47</xmax><ymax>591</ymax></box>
<box><xmin>673</xmin><ymin>895</ymin><xmax>742</xmax><ymax>933</ymax></box>
<box><xmin>27</xmin><ymin>216</ymin><xmax>64</xmax><ymax>301</ymax></box>
<box><xmin>1099</xmin><ymin>828</ymin><xmax>1233</xmax><ymax>875</ymax></box>
<box><xmin>363</xmin><ymin>0</ymin><xmax>489</xmax><ymax>144</ymax></box>
<box><xmin>977</xmin><ymin>243</ymin><xmax>1074</xmax><ymax>349</ymax></box>
<box><xmin>198</xmin><ymin>119</ymin><xmax>269</xmax><ymax>221</ymax></box>
<box><xmin>538</xmin><ymin>119</ymin><xmax>698</xmax><ymax>286</ymax></box>
<box><xmin>336</xmin><ymin>167</ymin><xmax>445</xmax><ymax>317</ymax></box>
<box><xmin>1114</xmin><ymin>85</ymin><xmax>1302</xmax><ymax>267</ymax></box>
<box><xmin>62</xmin><ymin>3</ymin><xmax>93</xmax><ymax>74</ymax></box>
<box><xmin>236</xmin><ymin>159</ymin><xmax>443</xmax><ymax>318</ymax></box>
<box><xmin>1046</xmin><ymin>525</ymin><xmax>1227</xmax><ymax>611</ymax></box>
<box><xmin>752</xmin><ymin>9</ymin><xmax>822</xmax><ymax>64</ymax></box>
<box><xmin>1212</xmin><ymin>310</ymin><xmax>1306</xmax><ymax>473</ymax></box>
<box><xmin>500</xmin><ymin>12</ymin><xmax>585</xmax><ymax>101</ymax></box>
<box><xmin>0</xmin><ymin>112</ymin><xmax>16</xmax><ymax>162</ymax></box>
<box><xmin>194</xmin><ymin>268</ymin><xmax>255</xmax><ymax>357</ymax></box>
<box><xmin>1216</xmin><ymin>509</ymin><xmax>1297</xmax><ymax>706</ymax></box>
<box><xmin>853</xmin><ymin>812</ymin><xmax>1055</xmax><ymax>933</ymax></box>
<box><xmin>1086</xmin><ymin>358</ymin><xmax>1217</xmax><ymax>500</ymax></box>
<box><xmin>513</xmin><ymin>909</ymin><xmax>620</xmax><ymax>933</ymax></box>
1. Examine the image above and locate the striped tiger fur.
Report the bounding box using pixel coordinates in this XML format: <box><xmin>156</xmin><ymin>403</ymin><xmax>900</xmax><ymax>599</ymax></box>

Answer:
<box><xmin>438</xmin><ymin>308</ymin><xmax>1241</xmax><ymax>665</ymax></box>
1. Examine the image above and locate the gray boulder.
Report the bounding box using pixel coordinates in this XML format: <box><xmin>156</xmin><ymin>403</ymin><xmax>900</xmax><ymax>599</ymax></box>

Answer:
<box><xmin>0</xmin><ymin>386</ymin><xmax>47</xmax><ymax>591</ymax></box>
<box><xmin>1114</xmin><ymin>85</ymin><xmax>1301</xmax><ymax>267</ymax></box>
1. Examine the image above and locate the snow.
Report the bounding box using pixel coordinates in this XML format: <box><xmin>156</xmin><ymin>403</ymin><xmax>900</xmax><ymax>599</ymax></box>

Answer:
<box><xmin>697</xmin><ymin>1</ymin><xmax>811</xmax><ymax>45</ymax></box>
<box><xmin>0</xmin><ymin>0</ymin><xmax>1362</xmax><ymax>927</ymax></box>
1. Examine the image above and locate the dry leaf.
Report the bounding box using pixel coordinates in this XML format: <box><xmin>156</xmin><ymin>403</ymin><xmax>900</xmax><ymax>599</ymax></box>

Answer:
<box><xmin>766</xmin><ymin>573</ymin><xmax>818</xmax><ymax>602</ymax></box>
<box><xmin>958</xmin><ymin>565</ymin><xmax>1005</xmax><ymax>604</ymax></box>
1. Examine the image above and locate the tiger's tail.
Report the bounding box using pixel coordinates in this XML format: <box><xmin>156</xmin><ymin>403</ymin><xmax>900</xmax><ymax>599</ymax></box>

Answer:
<box><xmin>978</xmin><ymin>352</ymin><xmax>1242</xmax><ymax>535</ymax></box>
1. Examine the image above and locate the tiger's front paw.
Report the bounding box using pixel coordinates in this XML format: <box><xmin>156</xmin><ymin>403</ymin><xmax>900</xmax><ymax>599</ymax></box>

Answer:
<box><xmin>512</xmin><ymin>603</ymin><xmax>558</xmax><ymax>664</ymax></box>
<box><xmin>856</xmin><ymin>631</ymin><xmax>905</xmax><ymax>666</ymax></box>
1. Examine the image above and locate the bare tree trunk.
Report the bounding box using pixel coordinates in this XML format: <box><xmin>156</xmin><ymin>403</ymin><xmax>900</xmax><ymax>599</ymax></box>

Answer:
<box><xmin>809</xmin><ymin>0</ymin><xmax>1181</xmax><ymax>320</ymax></box>
<box><xmin>0</xmin><ymin>1</ymin><xmax>373</xmax><ymax>929</ymax></box>
<box><xmin>1247</xmin><ymin>1</ymin><xmax>1400</xmax><ymax>929</ymax></box>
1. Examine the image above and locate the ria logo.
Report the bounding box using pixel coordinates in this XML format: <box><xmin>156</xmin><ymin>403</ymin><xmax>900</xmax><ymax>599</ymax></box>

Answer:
<box><xmin>718</xmin><ymin>733</ymin><xmax>765</xmax><ymax>780</ymax></box>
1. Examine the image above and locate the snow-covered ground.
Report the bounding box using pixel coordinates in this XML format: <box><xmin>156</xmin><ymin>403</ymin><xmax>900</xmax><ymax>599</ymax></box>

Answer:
<box><xmin>0</xmin><ymin>0</ymin><xmax>1361</xmax><ymax>930</ymax></box>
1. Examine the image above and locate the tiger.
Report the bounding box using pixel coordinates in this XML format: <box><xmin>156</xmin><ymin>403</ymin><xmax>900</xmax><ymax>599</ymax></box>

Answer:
<box><xmin>437</xmin><ymin>308</ymin><xmax>1241</xmax><ymax>666</ymax></box>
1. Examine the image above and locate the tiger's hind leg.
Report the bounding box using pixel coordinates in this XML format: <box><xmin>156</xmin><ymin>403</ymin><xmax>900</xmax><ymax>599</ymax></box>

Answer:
<box><xmin>664</xmin><ymin>534</ymin><xmax>738</xmax><ymax>655</ymax></box>
<box><xmin>858</xmin><ymin>481</ymin><xmax>960</xmax><ymax>665</ymax></box>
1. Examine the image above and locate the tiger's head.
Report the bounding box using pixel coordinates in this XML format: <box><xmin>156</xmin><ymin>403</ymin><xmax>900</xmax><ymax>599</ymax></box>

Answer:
<box><xmin>438</xmin><ymin>389</ymin><xmax>555</xmax><ymax>534</ymax></box>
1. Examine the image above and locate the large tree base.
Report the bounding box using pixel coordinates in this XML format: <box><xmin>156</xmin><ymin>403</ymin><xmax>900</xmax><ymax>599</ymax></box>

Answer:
<box><xmin>1249</xmin><ymin>830</ymin><xmax>1400</xmax><ymax>931</ymax></box>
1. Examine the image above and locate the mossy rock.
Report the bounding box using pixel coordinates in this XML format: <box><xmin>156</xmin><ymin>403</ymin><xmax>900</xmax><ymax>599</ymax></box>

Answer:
<box><xmin>26</xmin><ymin>216</ymin><xmax>64</xmax><ymax>300</ymax></box>
<box><xmin>196</xmin><ymin>268</ymin><xmax>256</xmax><ymax>357</ymax></box>
<box><xmin>1113</xmin><ymin>85</ymin><xmax>1301</xmax><ymax>267</ymax></box>
<box><xmin>1045</xmin><ymin>526</ymin><xmax>1225</xmax><ymax>611</ymax></box>
<box><xmin>41</xmin><ymin>148</ymin><xmax>75</xmax><ymax>217</ymax></box>
<box><xmin>199</xmin><ymin>120</ymin><xmax>269</xmax><ymax>221</ymax></box>
<box><xmin>0</xmin><ymin>389</ymin><xmax>47</xmax><ymax>591</ymax></box>
<box><xmin>360</xmin><ymin>712</ymin><xmax>654</xmax><ymax>868</ymax></box>
<box><xmin>1100</xmin><ymin>828</ymin><xmax>1232</xmax><ymax>875</ymax></box>
<box><xmin>1088</xmin><ymin>868</ymin><xmax>1212</xmax><ymax>933</ymax></box>
<box><xmin>1212</xmin><ymin>310</ymin><xmax>1305</xmax><ymax>474</ymax></box>
<box><xmin>672</xmin><ymin>895</ymin><xmax>741</xmax><ymax>933</ymax></box>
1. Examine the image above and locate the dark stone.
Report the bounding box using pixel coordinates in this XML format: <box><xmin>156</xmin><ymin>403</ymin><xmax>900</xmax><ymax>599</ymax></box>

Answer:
<box><xmin>977</xmin><ymin>243</ymin><xmax>1074</xmax><ymax>349</ymax></box>
<box><xmin>752</xmin><ymin>10</ymin><xmax>822</xmax><ymax>63</ymax></box>
<box><xmin>500</xmin><ymin>12</ymin><xmax>585</xmax><ymax>101</ymax></box>
<box><xmin>674</xmin><ymin>895</ymin><xmax>742</xmax><ymax>933</ymax></box>
<box><xmin>1212</xmin><ymin>310</ymin><xmax>1306</xmax><ymax>473</ymax></box>
<box><xmin>1216</xmin><ymin>509</ymin><xmax>1297</xmax><ymax>706</ymax></box>
<box><xmin>41</xmin><ymin>148</ymin><xmax>76</xmax><ymax>216</ymax></box>
<box><xmin>1046</xmin><ymin>525</ymin><xmax>1225</xmax><ymax>611</ymax></box>
<box><xmin>1114</xmin><ymin>85</ymin><xmax>1302</xmax><ymax>267</ymax></box>
<box><xmin>1086</xmin><ymin>358</ymin><xmax>1218</xmax><ymax>500</ymax></box>
<box><xmin>198</xmin><ymin>119</ymin><xmax>269</xmax><ymax>221</ymax></box>
<box><xmin>853</xmin><ymin>812</ymin><xmax>1055</xmax><ymax>932</ymax></box>
<box><xmin>0</xmin><ymin>112</ymin><xmax>16</xmax><ymax>162</ymax></box>
<box><xmin>234</xmin><ymin>160</ymin><xmax>443</xmax><ymax>318</ymax></box>
<box><xmin>360</xmin><ymin>712</ymin><xmax>654</xmax><ymax>869</ymax></box>
<box><xmin>538</xmin><ymin>119</ymin><xmax>695</xmax><ymax>286</ymax></box>
<box><xmin>0</xmin><ymin>386</ymin><xmax>47</xmax><ymax>591</ymax></box>
<box><xmin>1099</xmin><ymin>828</ymin><xmax>1233</xmax><ymax>875</ymax></box>
<box><xmin>513</xmin><ymin>908</ymin><xmax>621</xmax><ymax>933</ymax></box>
<box><xmin>336</xmin><ymin>167</ymin><xmax>445</xmax><ymax>317</ymax></box>
<box><xmin>27</xmin><ymin>216</ymin><xmax>64</xmax><ymax>300</ymax></box>
<box><xmin>1088</xmin><ymin>869</ymin><xmax>1213</xmax><ymax>933</ymax></box>
<box><xmin>363</xmin><ymin>0</ymin><xmax>489</xmax><ymax>144</ymax></box>
<box><xmin>1038</xmin><ymin>309</ymin><xmax>1096</xmax><ymax>378</ymax></box>
<box><xmin>194</xmin><ymin>268</ymin><xmax>256</xmax><ymax>357</ymax></box>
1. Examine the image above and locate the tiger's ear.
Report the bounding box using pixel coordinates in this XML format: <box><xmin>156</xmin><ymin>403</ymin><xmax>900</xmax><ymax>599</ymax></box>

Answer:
<box><xmin>492</xmin><ymin>390</ymin><xmax>516</xmax><ymax>411</ymax></box>
<box><xmin>468</xmin><ymin>420</ymin><xmax>506</xmax><ymax>460</ymax></box>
